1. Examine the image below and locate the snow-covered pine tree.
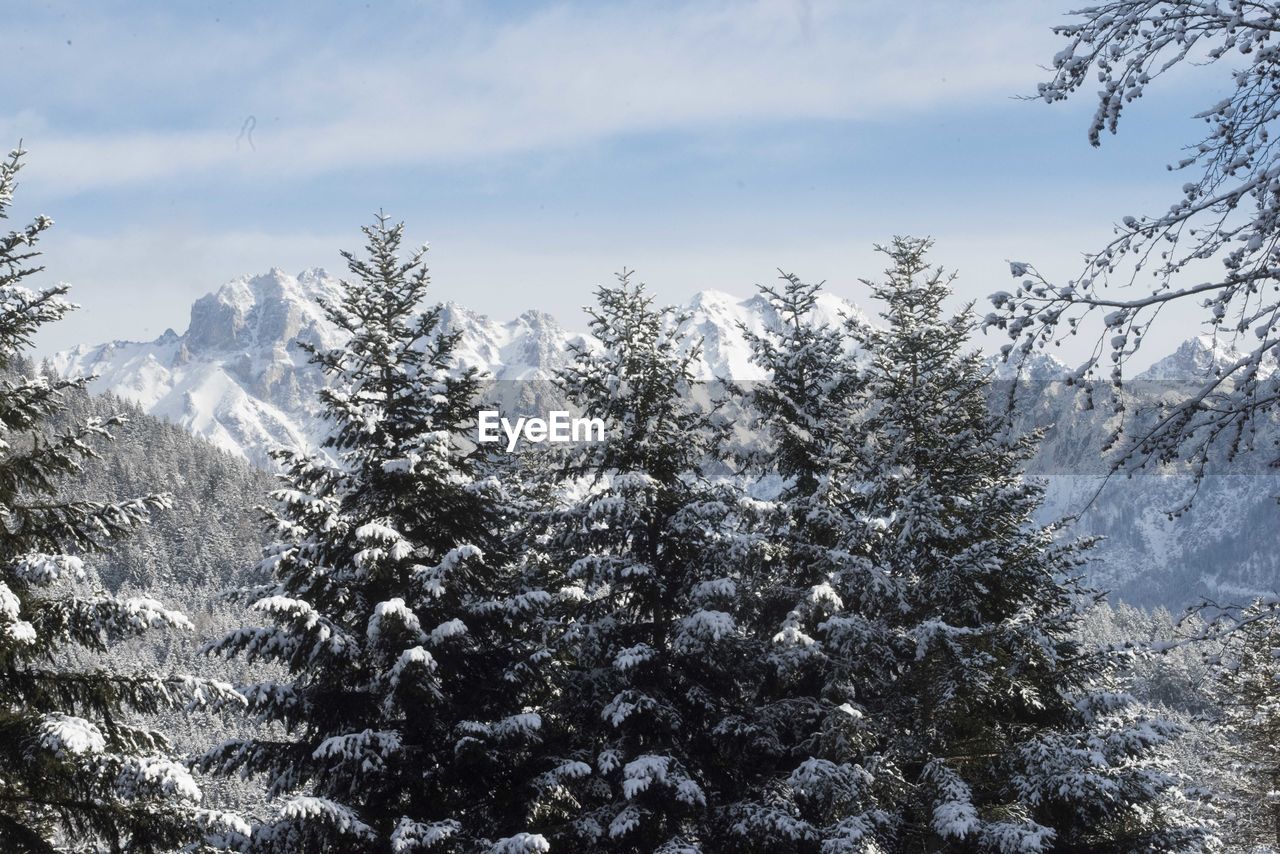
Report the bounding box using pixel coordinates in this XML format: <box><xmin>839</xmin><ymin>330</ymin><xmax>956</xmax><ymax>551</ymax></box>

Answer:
<box><xmin>530</xmin><ymin>273</ymin><xmax>764</xmax><ymax>851</ymax></box>
<box><xmin>198</xmin><ymin>216</ymin><xmax>552</xmax><ymax>853</ymax></box>
<box><xmin>726</xmin><ymin>273</ymin><xmax>903</xmax><ymax>850</ymax></box>
<box><xmin>725</xmin><ymin>241</ymin><xmax>1213</xmax><ymax>851</ymax></box>
<box><xmin>735</xmin><ymin>272</ymin><xmax>857</xmax><ymax>498</ymax></box>
<box><xmin>0</xmin><ymin>147</ymin><xmax>246</xmax><ymax>852</ymax></box>
<box><xmin>827</xmin><ymin>238</ymin><xmax>1209</xmax><ymax>852</ymax></box>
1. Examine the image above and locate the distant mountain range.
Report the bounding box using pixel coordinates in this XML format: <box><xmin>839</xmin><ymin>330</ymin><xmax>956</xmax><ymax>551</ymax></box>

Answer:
<box><xmin>49</xmin><ymin>268</ymin><xmax>869</xmax><ymax>464</ymax></box>
<box><xmin>50</xmin><ymin>268</ymin><xmax>1280</xmax><ymax>608</ymax></box>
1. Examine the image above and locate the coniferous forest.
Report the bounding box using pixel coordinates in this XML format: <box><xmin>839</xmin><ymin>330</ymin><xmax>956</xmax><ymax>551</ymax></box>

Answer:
<box><xmin>13</xmin><ymin>2</ymin><xmax>1280</xmax><ymax>852</ymax></box>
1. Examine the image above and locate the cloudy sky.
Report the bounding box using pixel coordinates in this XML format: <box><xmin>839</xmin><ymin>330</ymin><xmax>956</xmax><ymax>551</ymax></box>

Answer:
<box><xmin>5</xmin><ymin>0</ymin><xmax>1225</xmax><ymax>360</ymax></box>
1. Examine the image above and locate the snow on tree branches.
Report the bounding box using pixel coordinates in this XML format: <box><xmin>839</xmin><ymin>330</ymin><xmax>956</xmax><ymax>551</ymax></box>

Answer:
<box><xmin>0</xmin><ymin>147</ymin><xmax>246</xmax><ymax>853</ymax></box>
<box><xmin>198</xmin><ymin>215</ymin><xmax>553</xmax><ymax>852</ymax></box>
<box><xmin>986</xmin><ymin>1</ymin><xmax>1280</xmax><ymax>487</ymax></box>
<box><xmin>733</xmin><ymin>238</ymin><xmax>1212</xmax><ymax>852</ymax></box>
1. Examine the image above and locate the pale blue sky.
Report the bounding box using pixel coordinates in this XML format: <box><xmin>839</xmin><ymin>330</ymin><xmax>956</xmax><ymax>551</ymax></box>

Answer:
<box><xmin>4</xmin><ymin>0</ymin><xmax>1227</xmax><ymax>361</ymax></box>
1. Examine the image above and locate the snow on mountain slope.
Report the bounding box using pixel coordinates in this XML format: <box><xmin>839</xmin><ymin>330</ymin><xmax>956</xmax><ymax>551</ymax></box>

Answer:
<box><xmin>681</xmin><ymin>289</ymin><xmax>867</xmax><ymax>381</ymax></box>
<box><xmin>1135</xmin><ymin>334</ymin><xmax>1258</xmax><ymax>382</ymax></box>
<box><xmin>51</xmin><ymin>269</ymin><xmax>342</xmax><ymax>466</ymax></box>
<box><xmin>439</xmin><ymin>303</ymin><xmax>591</xmax><ymax>381</ymax></box>
<box><xmin>52</xmin><ymin>268</ymin><xmax>588</xmax><ymax>464</ymax></box>
<box><xmin>46</xmin><ymin>266</ymin><xmax>1217</xmax><ymax>480</ymax></box>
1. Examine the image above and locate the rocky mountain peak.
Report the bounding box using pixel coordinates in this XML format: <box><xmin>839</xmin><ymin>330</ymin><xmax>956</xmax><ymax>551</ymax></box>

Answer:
<box><xmin>185</xmin><ymin>268</ymin><xmax>342</xmax><ymax>355</ymax></box>
<box><xmin>1137</xmin><ymin>334</ymin><xmax>1244</xmax><ymax>381</ymax></box>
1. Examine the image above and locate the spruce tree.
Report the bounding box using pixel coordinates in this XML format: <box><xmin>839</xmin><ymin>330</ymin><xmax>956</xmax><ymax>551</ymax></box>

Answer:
<box><xmin>199</xmin><ymin>216</ymin><xmax>551</xmax><ymax>853</ymax></box>
<box><xmin>848</xmin><ymin>238</ymin><xmax>1205</xmax><ymax>852</ymax></box>
<box><xmin>734</xmin><ymin>240</ymin><xmax>1210</xmax><ymax>851</ymax></box>
<box><xmin>727</xmin><ymin>273</ymin><xmax>898</xmax><ymax>851</ymax></box>
<box><xmin>732</xmin><ymin>274</ymin><xmax>872</xmax><ymax>694</ymax></box>
<box><xmin>530</xmin><ymin>273</ymin><xmax>764</xmax><ymax>851</ymax></box>
<box><xmin>0</xmin><ymin>147</ymin><xmax>245</xmax><ymax>852</ymax></box>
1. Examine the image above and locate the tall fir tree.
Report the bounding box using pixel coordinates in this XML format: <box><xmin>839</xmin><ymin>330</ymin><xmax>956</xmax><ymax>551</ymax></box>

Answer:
<box><xmin>199</xmin><ymin>216</ymin><xmax>552</xmax><ymax>853</ymax></box>
<box><xmin>837</xmin><ymin>238</ymin><xmax>1203</xmax><ymax>851</ymax></box>
<box><xmin>0</xmin><ymin>148</ymin><xmax>246</xmax><ymax>852</ymax></box>
<box><xmin>735</xmin><ymin>273</ymin><xmax>857</xmax><ymax>498</ymax></box>
<box><xmin>728</xmin><ymin>272</ymin><xmax>899</xmax><ymax>851</ymax></box>
<box><xmin>734</xmin><ymin>239</ymin><xmax>1211</xmax><ymax>852</ymax></box>
<box><xmin>529</xmin><ymin>274</ymin><xmax>766</xmax><ymax>851</ymax></box>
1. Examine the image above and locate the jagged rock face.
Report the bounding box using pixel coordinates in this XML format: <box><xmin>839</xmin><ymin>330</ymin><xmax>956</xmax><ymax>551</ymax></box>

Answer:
<box><xmin>184</xmin><ymin>293</ymin><xmax>240</xmax><ymax>353</ymax></box>
<box><xmin>185</xmin><ymin>269</ymin><xmax>334</xmax><ymax>353</ymax></box>
<box><xmin>51</xmin><ymin>272</ymin><xmax>1280</xmax><ymax>608</ymax></box>
<box><xmin>51</xmin><ymin>269</ymin><xmax>345</xmax><ymax>468</ymax></box>
<box><xmin>507</xmin><ymin>311</ymin><xmax>572</xmax><ymax>372</ymax></box>
<box><xmin>51</xmin><ymin>275</ymin><xmax>878</xmax><ymax>462</ymax></box>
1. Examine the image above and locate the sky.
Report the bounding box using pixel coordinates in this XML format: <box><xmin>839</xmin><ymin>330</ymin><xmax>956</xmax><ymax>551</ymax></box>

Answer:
<box><xmin>3</xmin><ymin>0</ymin><xmax>1233</xmax><ymax>363</ymax></box>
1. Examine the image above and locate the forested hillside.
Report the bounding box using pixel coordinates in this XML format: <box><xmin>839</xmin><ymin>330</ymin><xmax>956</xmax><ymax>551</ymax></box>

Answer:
<box><xmin>41</xmin><ymin>360</ymin><xmax>273</xmax><ymax>597</ymax></box>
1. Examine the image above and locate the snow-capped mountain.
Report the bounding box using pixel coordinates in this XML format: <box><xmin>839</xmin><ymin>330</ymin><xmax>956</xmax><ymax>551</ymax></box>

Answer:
<box><xmin>52</xmin><ymin>269</ymin><xmax>594</xmax><ymax>466</ymax></box>
<box><xmin>50</xmin><ymin>268</ymin><xmax>1280</xmax><ymax>607</ymax></box>
<box><xmin>1136</xmin><ymin>334</ymin><xmax>1249</xmax><ymax>381</ymax></box>
<box><xmin>52</xmin><ymin>269</ymin><xmax>344</xmax><ymax>466</ymax></box>
<box><xmin>51</xmin><ymin>271</ymin><xmax>866</xmax><ymax>465</ymax></box>
<box><xmin>681</xmin><ymin>288</ymin><xmax>867</xmax><ymax>381</ymax></box>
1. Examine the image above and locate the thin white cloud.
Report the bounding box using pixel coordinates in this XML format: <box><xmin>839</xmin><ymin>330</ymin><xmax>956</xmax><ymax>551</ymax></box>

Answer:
<box><xmin>5</xmin><ymin>0</ymin><xmax>1066</xmax><ymax>196</ymax></box>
